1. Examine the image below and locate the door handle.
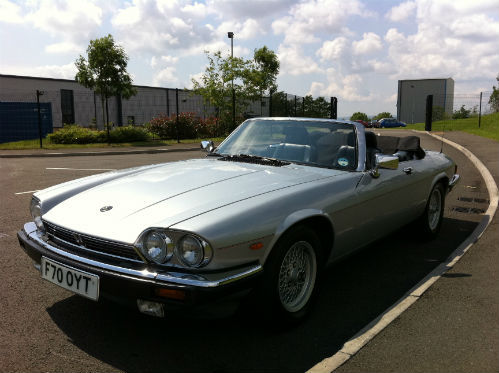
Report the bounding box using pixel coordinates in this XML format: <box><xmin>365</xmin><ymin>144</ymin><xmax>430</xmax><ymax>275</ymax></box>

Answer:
<box><xmin>403</xmin><ymin>167</ymin><xmax>413</xmax><ymax>175</ymax></box>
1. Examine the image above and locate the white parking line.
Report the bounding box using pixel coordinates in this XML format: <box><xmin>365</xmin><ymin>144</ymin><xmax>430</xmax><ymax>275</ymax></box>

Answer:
<box><xmin>15</xmin><ymin>190</ymin><xmax>40</xmax><ymax>195</ymax></box>
<box><xmin>46</xmin><ymin>168</ymin><xmax>116</xmax><ymax>171</ymax></box>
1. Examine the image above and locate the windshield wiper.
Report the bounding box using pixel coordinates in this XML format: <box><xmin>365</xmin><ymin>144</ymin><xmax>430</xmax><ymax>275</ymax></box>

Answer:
<box><xmin>218</xmin><ymin>153</ymin><xmax>290</xmax><ymax>167</ymax></box>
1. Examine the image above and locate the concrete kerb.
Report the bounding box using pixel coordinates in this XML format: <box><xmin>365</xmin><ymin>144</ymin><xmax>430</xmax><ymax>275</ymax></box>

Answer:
<box><xmin>0</xmin><ymin>146</ymin><xmax>200</xmax><ymax>158</ymax></box>
<box><xmin>307</xmin><ymin>131</ymin><xmax>499</xmax><ymax>373</ymax></box>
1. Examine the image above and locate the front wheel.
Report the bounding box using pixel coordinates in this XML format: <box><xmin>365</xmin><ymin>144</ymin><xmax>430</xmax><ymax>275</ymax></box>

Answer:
<box><xmin>259</xmin><ymin>226</ymin><xmax>323</xmax><ymax>324</ymax></box>
<box><xmin>416</xmin><ymin>182</ymin><xmax>446</xmax><ymax>239</ymax></box>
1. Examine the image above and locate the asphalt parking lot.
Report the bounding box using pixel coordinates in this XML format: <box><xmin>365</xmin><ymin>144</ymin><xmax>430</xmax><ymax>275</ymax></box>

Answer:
<box><xmin>0</xmin><ymin>132</ymin><xmax>496</xmax><ymax>373</ymax></box>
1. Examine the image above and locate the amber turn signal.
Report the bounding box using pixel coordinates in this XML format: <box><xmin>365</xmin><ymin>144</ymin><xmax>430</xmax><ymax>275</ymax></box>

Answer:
<box><xmin>250</xmin><ymin>242</ymin><xmax>264</xmax><ymax>250</ymax></box>
<box><xmin>154</xmin><ymin>288</ymin><xmax>186</xmax><ymax>300</ymax></box>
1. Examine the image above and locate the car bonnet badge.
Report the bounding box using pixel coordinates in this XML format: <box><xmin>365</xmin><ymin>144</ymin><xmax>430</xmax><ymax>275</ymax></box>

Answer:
<box><xmin>100</xmin><ymin>205</ymin><xmax>113</xmax><ymax>212</ymax></box>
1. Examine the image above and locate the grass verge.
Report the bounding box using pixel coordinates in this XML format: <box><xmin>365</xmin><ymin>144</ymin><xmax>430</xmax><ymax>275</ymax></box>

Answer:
<box><xmin>403</xmin><ymin>112</ymin><xmax>499</xmax><ymax>142</ymax></box>
<box><xmin>0</xmin><ymin>137</ymin><xmax>226</xmax><ymax>150</ymax></box>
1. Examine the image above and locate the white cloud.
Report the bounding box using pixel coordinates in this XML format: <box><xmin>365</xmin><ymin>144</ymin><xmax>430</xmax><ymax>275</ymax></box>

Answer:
<box><xmin>352</xmin><ymin>32</ymin><xmax>383</xmax><ymax>55</ymax></box>
<box><xmin>309</xmin><ymin>68</ymin><xmax>374</xmax><ymax>102</ymax></box>
<box><xmin>27</xmin><ymin>0</ymin><xmax>102</xmax><ymax>42</ymax></box>
<box><xmin>45</xmin><ymin>42</ymin><xmax>81</xmax><ymax>54</ymax></box>
<box><xmin>111</xmin><ymin>0</ymin><xmax>215</xmax><ymax>55</ymax></box>
<box><xmin>0</xmin><ymin>0</ymin><xmax>23</xmax><ymax>23</ymax></box>
<box><xmin>278</xmin><ymin>44</ymin><xmax>322</xmax><ymax>76</ymax></box>
<box><xmin>386</xmin><ymin>1</ymin><xmax>416</xmax><ymax>22</ymax></box>
<box><xmin>317</xmin><ymin>37</ymin><xmax>349</xmax><ymax>62</ymax></box>
<box><xmin>272</xmin><ymin>0</ymin><xmax>373</xmax><ymax>45</ymax></box>
<box><xmin>383</xmin><ymin>1</ymin><xmax>499</xmax><ymax>81</ymax></box>
<box><xmin>0</xmin><ymin>62</ymin><xmax>77</xmax><ymax>79</ymax></box>
<box><xmin>152</xmin><ymin>67</ymin><xmax>180</xmax><ymax>87</ymax></box>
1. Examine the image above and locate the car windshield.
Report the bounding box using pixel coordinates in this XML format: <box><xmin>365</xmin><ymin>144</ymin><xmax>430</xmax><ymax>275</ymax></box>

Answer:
<box><xmin>215</xmin><ymin>119</ymin><xmax>357</xmax><ymax>170</ymax></box>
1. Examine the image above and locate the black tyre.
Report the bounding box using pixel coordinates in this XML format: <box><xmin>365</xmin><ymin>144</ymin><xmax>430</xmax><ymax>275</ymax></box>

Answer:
<box><xmin>259</xmin><ymin>225</ymin><xmax>323</xmax><ymax>324</ymax></box>
<box><xmin>416</xmin><ymin>182</ymin><xmax>446</xmax><ymax>239</ymax></box>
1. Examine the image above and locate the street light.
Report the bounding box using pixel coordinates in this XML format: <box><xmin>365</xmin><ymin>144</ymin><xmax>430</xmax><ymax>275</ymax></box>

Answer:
<box><xmin>227</xmin><ymin>31</ymin><xmax>235</xmax><ymax>129</ymax></box>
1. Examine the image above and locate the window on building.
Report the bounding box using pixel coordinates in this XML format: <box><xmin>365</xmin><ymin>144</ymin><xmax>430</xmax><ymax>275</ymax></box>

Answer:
<box><xmin>60</xmin><ymin>89</ymin><xmax>75</xmax><ymax>125</ymax></box>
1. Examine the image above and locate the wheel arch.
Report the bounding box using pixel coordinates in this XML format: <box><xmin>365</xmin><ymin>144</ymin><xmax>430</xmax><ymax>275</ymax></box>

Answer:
<box><xmin>264</xmin><ymin>210</ymin><xmax>335</xmax><ymax>265</ymax></box>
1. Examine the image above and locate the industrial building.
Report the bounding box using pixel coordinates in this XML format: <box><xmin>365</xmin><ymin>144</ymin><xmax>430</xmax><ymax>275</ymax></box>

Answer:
<box><xmin>397</xmin><ymin>78</ymin><xmax>454</xmax><ymax>124</ymax></box>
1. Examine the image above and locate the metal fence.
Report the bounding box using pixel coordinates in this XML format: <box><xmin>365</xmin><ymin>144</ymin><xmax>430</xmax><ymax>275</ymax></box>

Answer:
<box><xmin>430</xmin><ymin>91</ymin><xmax>496</xmax><ymax>129</ymax></box>
<box><xmin>1</xmin><ymin>84</ymin><xmax>337</xmax><ymax>144</ymax></box>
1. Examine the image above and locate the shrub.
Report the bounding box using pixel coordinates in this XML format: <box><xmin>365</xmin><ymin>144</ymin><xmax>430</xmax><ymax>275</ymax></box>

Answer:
<box><xmin>146</xmin><ymin>114</ymin><xmax>176</xmax><ymax>139</ymax></box>
<box><xmin>197</xmin><ymin>116</ymin><xmax>220</xmax><ymax>138</ymax></box>
<box><xmin>109</xmin><ymin>125</ymin><xmax>151</xmax><ymax>142</ymax></box>
<box><xmin>48</xmin><ymin>124</ymin><xmax>99</xmax><ymax>144</ymax></box>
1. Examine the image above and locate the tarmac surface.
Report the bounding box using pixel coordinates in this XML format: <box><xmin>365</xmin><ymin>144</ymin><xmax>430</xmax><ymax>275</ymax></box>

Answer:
<box><xmin>0</xmin><ymin>130</ymin><xmax>497</xmax><ymax>372</ymax></box>
<box><xmin>335</xmin><ymin>131</ymin><xmax>499</xmax><ymax>373</ymax></box>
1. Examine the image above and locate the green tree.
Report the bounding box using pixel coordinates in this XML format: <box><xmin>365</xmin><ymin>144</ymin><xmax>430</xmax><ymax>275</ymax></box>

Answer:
<box><xmin>373</xmin><ymin>112</ymin><xmax>393</xmax><ymax>120</ymax></box>
<box><xmin>192</xmin><ymin>47</ymin><xmax>280</xmax><ymax>132</ymax></box>
<box><xmin>75</xmin><ymin>34</ymin><xmax>136</xmax><ymax>141</ymax></box>
<box><xmin>245</xmin><ymin>46</ymin><xmax>280</xmax><ymax>115</ymax></box>
<box><xmin>191</xmin><ymin>50</ymin><xmax>249</xmax><ymax>133</ymax></box>
<box><xmin>350</xmin><ymin>112</ymin><xmax>368</xmax><ymax>121</ymax></box>
<box><xmin>452</xmin><ymin>105</ymin><xmax>471</xmax><ymax>119</ymax></box>
<box><xmin>489</xmin><ymin>74</ymin><xmax>499</xmax><ymax>113</ymax></box>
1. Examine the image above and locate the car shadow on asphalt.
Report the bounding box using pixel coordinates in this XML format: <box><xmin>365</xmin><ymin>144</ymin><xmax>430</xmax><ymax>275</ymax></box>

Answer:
<box><xmin>46</xmin><ymin>217</ymin><xmax>477</xmax><ymax>373</ymax></box>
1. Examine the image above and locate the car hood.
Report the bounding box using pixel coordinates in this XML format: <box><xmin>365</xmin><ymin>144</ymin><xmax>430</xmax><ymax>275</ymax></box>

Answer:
<box><xmin>43</xmin><ymin>158</ymin><xmax>343</xmax><ymax>244</ymax></box>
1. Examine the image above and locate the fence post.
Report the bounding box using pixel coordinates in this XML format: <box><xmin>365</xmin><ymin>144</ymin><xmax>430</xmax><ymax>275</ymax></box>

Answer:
<box><xmin>36</xmin><ymin>90</ymin><xmax>43</xmax><ymax>148</ymax></box>
<box><xmin>425</xmin><ymin>94</ymin><xmax>433</xmax><ymax>131</ymax></box>
<box><xmin>166</xmin><ymin>88</ymin><xmax>170</xmax><ymax>117</ymax></box>
<box><xmin>478</xmin><ymin>92</ymin><xmax>482</xmax><ymax>128</ymax></box>
<box><xmin>175</xmin><ymin>88</ymin><xmax>180</xmax><ymax>143</ymax></box>
<box><xmin>269</xmin><ymin>91</ymin><xmax>273</xmax><ymax>117</ymax></box>
<box><xmin>330</xmin><ymin>97</ymin><xmax>337</xmax><ymax>119</ymax></box>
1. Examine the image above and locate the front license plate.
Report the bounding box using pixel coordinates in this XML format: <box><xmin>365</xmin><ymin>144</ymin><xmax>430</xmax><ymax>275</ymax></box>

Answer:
<box><xmin>41</xmin><ymin>257</ymin><xmax>99</xmax><ymax>301</ymax></box>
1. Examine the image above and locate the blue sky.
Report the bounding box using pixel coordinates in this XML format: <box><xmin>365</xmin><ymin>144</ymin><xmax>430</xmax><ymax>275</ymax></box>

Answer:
<box><xmin>1</xmin><ymin>0</ymin><xmax>498</xmax><ymax>117</ymax></box>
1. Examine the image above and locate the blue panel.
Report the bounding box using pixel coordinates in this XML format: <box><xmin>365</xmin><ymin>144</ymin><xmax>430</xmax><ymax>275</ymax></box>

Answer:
<box><xmin>0</xmin><ymin>102</ymin><xmax>53</xmax><ymax>143</ymax></box>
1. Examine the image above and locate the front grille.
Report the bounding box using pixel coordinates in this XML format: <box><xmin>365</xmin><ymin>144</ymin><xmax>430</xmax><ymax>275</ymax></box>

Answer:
<box><xmin>43</xmin><ymin>221</ymin><xmax>142</xmax><ymax>262</ymax></box>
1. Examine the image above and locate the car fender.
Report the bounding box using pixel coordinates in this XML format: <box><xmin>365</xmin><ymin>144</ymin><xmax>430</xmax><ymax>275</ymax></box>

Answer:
<box><xmin>262</xmin><ymin>209</ymin><xmax>334</xmax><ymax>263</ymax></box>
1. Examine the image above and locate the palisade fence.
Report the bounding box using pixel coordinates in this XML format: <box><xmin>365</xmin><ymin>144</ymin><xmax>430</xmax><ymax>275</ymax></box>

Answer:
<box><xmin>430</xmin><ymin>91</ymin><xmax>496</xmax><ymax>129</ymax></box>
<box><xmin>0</xmin><ymin>87</ymin><xmax>336</xmax><ymax>144</ymax></box>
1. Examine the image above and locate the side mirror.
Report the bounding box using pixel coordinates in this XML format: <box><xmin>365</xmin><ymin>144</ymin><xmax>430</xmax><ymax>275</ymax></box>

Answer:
<box><xmin>200</xmin><ymin>140</ymin><xmax>215</xmax><ymax>153</ymax></box>
<box><xmin>370</xmin><ymin>154</ymin><xmax>399</xmax><ymax>178</ymax></box>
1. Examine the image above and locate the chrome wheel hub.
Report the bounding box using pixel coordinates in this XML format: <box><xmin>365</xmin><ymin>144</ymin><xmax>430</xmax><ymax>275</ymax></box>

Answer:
<box><xmin>278</xmin><ymin>241</ymin><xmax>317</xmax><ymax>313</ymax></box>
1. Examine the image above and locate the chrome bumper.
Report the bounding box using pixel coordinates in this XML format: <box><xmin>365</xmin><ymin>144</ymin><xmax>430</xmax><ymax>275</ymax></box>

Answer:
<box><xmin>21</xmin><ymin>222</ymin><xmax>262</xmax><ymax>288</ymax></box>
<box><xmin>448</xmin><ymin>174</ymin><xmax>460</xmax><ymax>192</ymax></box>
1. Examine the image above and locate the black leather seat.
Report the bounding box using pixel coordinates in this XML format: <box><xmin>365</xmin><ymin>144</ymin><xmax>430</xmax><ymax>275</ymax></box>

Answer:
<box><xmin>365</xmin><ymin>131</ymin><xmax>380</xmax><ymax>169</ymax></box>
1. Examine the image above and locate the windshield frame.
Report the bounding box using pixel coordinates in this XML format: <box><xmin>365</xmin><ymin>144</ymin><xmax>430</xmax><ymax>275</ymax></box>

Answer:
<box><xmin>214</xmin><ymin>118</ymin><xmax>366</xmax><ymax>172</ymax></box>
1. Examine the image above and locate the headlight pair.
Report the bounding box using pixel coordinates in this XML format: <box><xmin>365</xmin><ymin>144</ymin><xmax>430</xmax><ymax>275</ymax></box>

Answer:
<box><xmin>137</xmin><ymin>229</ymin><xmax>213</xmax><ymax>268</ymax></box>
<box><xmin>30</xmin><ymin>197</ymin><xmax>44</xmax><ymax>231</ymax></box>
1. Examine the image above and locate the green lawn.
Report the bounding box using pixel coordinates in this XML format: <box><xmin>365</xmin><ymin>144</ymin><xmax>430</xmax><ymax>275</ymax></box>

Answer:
<box><xmin>404</xmin><ymin>112</ymin><xmax>499</xmax><ymax>142</ymax></box>
<box><xmin>0</xmin><ymin>137</ymin><xmax>226</xmax><ymax>150</ymax></box>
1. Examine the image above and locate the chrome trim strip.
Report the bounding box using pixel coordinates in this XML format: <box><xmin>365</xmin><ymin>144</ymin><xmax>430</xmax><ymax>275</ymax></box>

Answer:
<box><xmin>48</xmin><ymin>235</ymin><xmax>144</xmax><ymax>263</ymax></box>
<box><xmin>449</xmin><ymin>174</ymin><xmax>460</xmax><ymax>191</ymax></box>
<box><xmin>23</xmin><ymin>222</ymin><xmax>263</xmax><ymax>288</ymax></box>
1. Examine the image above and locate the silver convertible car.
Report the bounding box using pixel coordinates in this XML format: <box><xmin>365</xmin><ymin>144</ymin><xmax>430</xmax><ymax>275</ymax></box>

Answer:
<box><xmin>18</xmin><ymin>118</ymin><xmax>459</xmax><ymax>322</ymax></box>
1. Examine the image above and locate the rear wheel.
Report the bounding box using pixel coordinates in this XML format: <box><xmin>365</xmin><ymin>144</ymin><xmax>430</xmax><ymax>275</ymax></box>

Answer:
<box><xmin>259</xmin><ymin>226</ymin><xmax>323</xmax><ymax>324</ymax></box>
<box><xmin>416</xmin><ymin>182</ymin><xmax>446</xmax><ymax>239</ymax></box>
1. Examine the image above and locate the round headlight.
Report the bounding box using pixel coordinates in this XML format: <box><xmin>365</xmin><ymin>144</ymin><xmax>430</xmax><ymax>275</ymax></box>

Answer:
<box><xmin>176</xmin><ymin>235</ymin><xmax>212</xmax><ymax>267</ymax></box>
<box><xmin>141</xmin><ymin>231</ymin><xmax>173</xmax><ymax>264</ymax></box>
<box><xmin>30</xmin><ymin>198</ymin><xmax>44</xmax><ymax>231</ymax></box>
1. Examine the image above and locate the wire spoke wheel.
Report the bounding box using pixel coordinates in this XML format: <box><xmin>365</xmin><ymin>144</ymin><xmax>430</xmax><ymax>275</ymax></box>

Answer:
<box><xmin>428</xmin><ymin>187</ymin><xmax>443</xmax><ymax>231</ymax></box>
<box><xmin>278</xmin><ymin>241</ymin><xmax>317</xmax><ymax>313</ymax></box>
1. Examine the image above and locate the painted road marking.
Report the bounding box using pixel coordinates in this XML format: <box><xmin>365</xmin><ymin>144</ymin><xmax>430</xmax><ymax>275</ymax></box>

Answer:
<box><xmin>15</xmin><ymin>190</ymin><xmax>40</xmax><ymax>195</ymax></box>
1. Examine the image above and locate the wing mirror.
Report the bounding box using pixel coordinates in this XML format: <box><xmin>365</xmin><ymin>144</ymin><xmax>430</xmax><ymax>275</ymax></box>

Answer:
<box><xmin>370</xmin><ymin>154</ymin><xmax>399</xmax><ymax>178</ymax></box>
<box><xmin>200</xmin><ymin>140</ymin><xmax>215</xmax><ymax>153</ymax></box>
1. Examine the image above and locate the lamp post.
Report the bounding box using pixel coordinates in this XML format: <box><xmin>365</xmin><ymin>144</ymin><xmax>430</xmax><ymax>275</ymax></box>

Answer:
<box><xmin>227</xmin><ymin>31</ymin><xmax>235</xmax><ymax>129</ymax></box>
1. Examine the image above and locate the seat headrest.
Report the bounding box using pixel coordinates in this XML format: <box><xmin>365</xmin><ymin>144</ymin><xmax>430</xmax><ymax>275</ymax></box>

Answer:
<box><xmin>365</xmin><ymin>131</ymin><xmax>377</xmax><ymax>148</ymax></box>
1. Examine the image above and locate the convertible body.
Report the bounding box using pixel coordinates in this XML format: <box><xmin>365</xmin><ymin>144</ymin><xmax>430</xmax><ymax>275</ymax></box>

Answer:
<box><xmin>18</xmin><ymin>118</ymin><xmax>459</xmax><ymax>321</ymax></box>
